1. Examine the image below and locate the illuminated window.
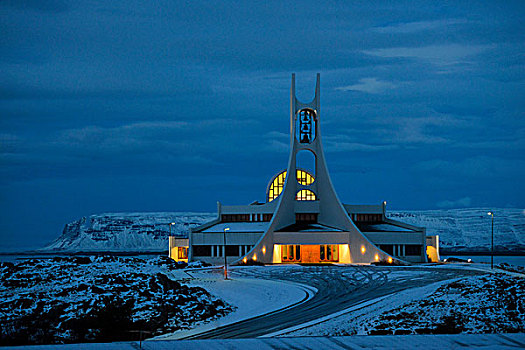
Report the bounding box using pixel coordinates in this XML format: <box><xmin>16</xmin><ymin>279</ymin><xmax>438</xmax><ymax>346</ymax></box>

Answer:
<box><xmin>282</xmin><ymin>245</ymin><xmax>301</xmax><ymax>262</ymax></box>
<box><xmin>178</xmin><ymin>247</ymin><xmax>188</xmax><ymax>259</ymax></box>
<box><xmin>296</xmin><ymin>169</ymin><xmax>314</xmax><ymax>186</ymax></box>
<box><xmin>267</xmin><ymin>170</ymin><xmax>315</xmax><ymax>202</ymax></box>
<box><xmin>319</xmin><ymin>245</ymin><xmax>339</xmax><ymax>262</ymax></box>
<box><xmin>296</xmin><ymin>189</ymin><xmax>317</xmax><ymax>201</ymax></box>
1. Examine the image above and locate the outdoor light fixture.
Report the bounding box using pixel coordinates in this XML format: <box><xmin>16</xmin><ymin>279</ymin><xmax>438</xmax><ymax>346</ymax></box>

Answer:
<box><xmin>487</xmin><ymin>211</ymin><xmax>494</xmax><ymax>269</ymax></box>
<box><xmin>223</xmin><ymin>227</ymin><xmax>230</xmax><ymax>280</ymax></box>
<box><xmin>388</xmin><ymin>257</ymin><xmax>393</xmax><ymax>264</ymax></box>
<box><xmin>361</xmin><ymin>245</ymin><xmax>366</xmax><ymax>254</ymax></box>
<box><xmin>168</xmin><ymin>223</ymin><xmax>177</xmax><ymax>260</ymax></box>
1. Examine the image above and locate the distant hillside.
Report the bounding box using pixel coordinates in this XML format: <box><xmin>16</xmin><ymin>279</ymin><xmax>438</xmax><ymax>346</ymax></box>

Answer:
<box><xmin>43</xmin><ymin>212</ymin><xmax>215</xmax><ymax>252</ymax></box>
<box><xmin>42</xmin><ymin>208</ymin><xmax>524</xmax><ymax>253</ymax></box>
<box><xmin>387</xmin><ymin>208</ymin><xmax>524</xmax><ymax>253</ymax></box>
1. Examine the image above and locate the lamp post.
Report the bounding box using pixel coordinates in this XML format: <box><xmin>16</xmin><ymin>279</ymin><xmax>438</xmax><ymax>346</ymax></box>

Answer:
<box><xmin>223</xmin><ymin>227</ymin><xmax>230</xmax><ymax>280</ymax></box>
<box><xmin>487</xmin><ymin>212</ymin><xmax>494</xmax><ymax>269</ymax></box>
<box><xmin>168</xmin><ymin>222</ymin><xmax>176</xmax><ymax>259</ymax></box>
<box><xmin>169</xmin><ymin>222</ymin><xmax>176</xmax><ymax>235</ymax></box>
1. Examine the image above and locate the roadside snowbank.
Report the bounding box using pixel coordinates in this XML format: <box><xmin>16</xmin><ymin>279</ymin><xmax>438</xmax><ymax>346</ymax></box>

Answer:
<box><xmin>156</xmin><ymin>266</ymin><xmax>314</xmax><ymax>340</ymax></box>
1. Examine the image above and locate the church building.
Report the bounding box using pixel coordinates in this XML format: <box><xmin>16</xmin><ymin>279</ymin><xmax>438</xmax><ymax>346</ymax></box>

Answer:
<box><xmin>169</xmin><ymin>74</ymin><xmax>439</xmax><ymax>265</ymax></box>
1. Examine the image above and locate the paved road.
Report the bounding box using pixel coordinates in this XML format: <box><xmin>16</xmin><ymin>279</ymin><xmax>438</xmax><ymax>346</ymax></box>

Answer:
<box><xmin>182</xmin><ymin>265</ymin><xmax>486</xmax><ymax>339</ymax></box>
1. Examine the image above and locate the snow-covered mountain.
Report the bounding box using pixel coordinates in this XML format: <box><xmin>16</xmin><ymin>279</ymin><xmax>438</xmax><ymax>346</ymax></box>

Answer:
<box><xmin>42</xmin><ymin>208</ymin><xmax>524</xmax><ymax>253</ymax></box>
<box><xmin>388</xmin><ymin>208</ymin><xmax>525</xmax><ymax>253</ymax></box>
<box><xmin>42</xmin><ymin>212</ymin><xmax>215</xmax><ymax>252</ymax></box>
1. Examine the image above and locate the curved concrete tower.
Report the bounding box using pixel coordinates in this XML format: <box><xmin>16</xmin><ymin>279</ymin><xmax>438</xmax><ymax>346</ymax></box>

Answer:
<box><xmin>237</xmin><ymin>74</ymin><xmax>397</xmax><ymax>264</ymax></box>
<box><xmin>183</xmin><ymin>74</ymin><xmax>428</xmax><ymax>265</ymax></box>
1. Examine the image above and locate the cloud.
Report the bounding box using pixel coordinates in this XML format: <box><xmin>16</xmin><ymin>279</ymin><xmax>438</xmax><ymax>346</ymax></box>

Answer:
<box><xmin>414</xmin><ymin>156</ymin><xmax>525</xmax><ymax>178</ymax></box>
<box><xmin>363</xmin><ymin>44</ymin><xmax>495</xmax><ymax>66</ymax></box>
<box><xmin>373</xmin><ymin>19</ymin><xmax>469</xmax><ymax>33</ymax></box>
<box><xmin>263</xmin><ymin>131</ymin><xmax>289</xmax><ymax>152</ymax></box>
<box><xmin>325</xmin><ymin>141</ymin><xmax>399</xmax><ymax>152</ymax></box>
<box><xmin>436</xmin><ymin>196</ymin><xmax>472</xmax><ymax>208</ymax></box>
<box><xmin>335</xmin><ymin>78</ymin><xmax>396</xmax><ymax>94</ymax></box>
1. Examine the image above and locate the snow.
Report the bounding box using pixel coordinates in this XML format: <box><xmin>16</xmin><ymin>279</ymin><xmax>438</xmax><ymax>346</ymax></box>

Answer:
<box><xmin>271</xmin><ymin>278</ymin><xmax>455</xmax><ymax>337</ymax></box>
<box><xmin>278</xmin><ymin>266</ymin><xmax>525</xmax><ymax>337</ymax></box>
<box><xmin>389</xmin><ymin>207</ymin><xmax>525</xmax><ymax>252</ymax></box>
<box><xmin>39</xmin><ymin>208</ymin><xmax>524</xmax><ymax>253</ymax></box>
<box><xmin>3</xmin><ymin>333</ymin><xmax>525</xmax><ymax>349</ymax></box>
<box><xmin>42</xmin><ymin>212</ymin><xmax>215</xmax><ymax>252</ymax></box>
<box><xmin>0</xmin><ymin>256</ymin><xmax>232</xmax><ymax>344</ymax></box>
<box><xmin>155</xmin><ymin>265</ymin><xmax>314</xmax><ymax>340</ymax></box>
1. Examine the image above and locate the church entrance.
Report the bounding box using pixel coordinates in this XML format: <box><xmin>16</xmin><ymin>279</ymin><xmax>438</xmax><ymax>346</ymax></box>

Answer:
<box><xmin>280</xmin><ymin>244</ymin><xmax>339</xmax><ymax>263</ymax></box>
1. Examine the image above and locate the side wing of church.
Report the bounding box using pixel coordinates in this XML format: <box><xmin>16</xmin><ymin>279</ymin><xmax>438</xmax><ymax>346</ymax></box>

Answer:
<box><xmin>169</xmin><ymin>74</ymin><xmax>439</xmax><ymax>265</ymax></box>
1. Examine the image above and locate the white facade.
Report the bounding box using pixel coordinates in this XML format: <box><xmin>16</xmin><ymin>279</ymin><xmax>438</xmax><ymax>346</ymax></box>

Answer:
<box><xmin>171</xmin><ymin>74</ymin><xmax>431</xmax><ymax>265</ymax></box>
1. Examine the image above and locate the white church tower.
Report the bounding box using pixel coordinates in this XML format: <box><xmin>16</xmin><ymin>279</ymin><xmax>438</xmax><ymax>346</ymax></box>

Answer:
<box><xmin>171</xmin><ymin>74</ymin><xmax>431</xmax><ymax>265</ymax></box>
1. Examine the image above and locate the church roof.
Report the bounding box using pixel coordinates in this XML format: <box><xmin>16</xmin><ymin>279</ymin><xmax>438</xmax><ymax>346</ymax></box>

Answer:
<box><xmin>202</xmin><ymin>222</ymin><xmax>270</xmax><ymax>233</ymax></box>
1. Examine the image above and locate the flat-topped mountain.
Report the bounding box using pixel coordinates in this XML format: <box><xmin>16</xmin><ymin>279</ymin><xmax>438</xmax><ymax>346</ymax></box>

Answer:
<box><xmin>42</xmin><ymin>208</ymin><xmax>524</xmax><ymax>253</ymax></box>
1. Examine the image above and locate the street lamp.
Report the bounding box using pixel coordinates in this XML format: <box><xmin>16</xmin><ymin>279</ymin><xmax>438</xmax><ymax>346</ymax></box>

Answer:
<box><xmin>487</xmin><ymin>212</ymin><xmax>494</xmax><ymax>269</ymax></box>
<box><xmin>223</xmin><ymin>227</ymin><xmax>230</xmax><ymax>280</ymax></box>
<box><xmin>168</xmin><ymin>222</ymin><xmax>176</xmax><ymax>259</ymax></box>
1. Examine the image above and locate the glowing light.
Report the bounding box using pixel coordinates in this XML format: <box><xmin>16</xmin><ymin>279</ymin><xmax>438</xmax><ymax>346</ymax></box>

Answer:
<box><xmin>262</xmin><ymin>246</ymin><xmax>266</xmax><ymax>254</ymax></box>
<box><xmin>388</xmin><ymin>257</ymin><xmax>393</xmax><ymax>264</ymax></box>
<box><xmin>268</xmin><ymin>170</ymin><xmax>315</xmax><ymax>202</ymax></box>
<box><xmin>296</xmin><ymin>170</ymin><xmax>315</xmax><ymax>186</ymax></box>
<box><xmin>253</xmin><ymin>254</ymin><xmax>257</xmax><ymax>261</ymax></box>
<box><xmin>374</xmin><ymin>253</ymin><xmax>379</xmax><ymax>261</ymax></box>
<box><xmin>296</xmin><ymin>189</ymin><xmax>317</xmax><ymax>201</ymax></box>
<box><xmin>467</xmin><ymin>258</ymin><xmax>472</xmax><ymax>263</ymax></box>
<box><xmin>224</xmin><ymin>227</ymin><xmax>230</xmax><ymax>231</ymax></box>
<box><xmin>170</xmin><ymin>222</ymin><xmax>176</xmax><ymax>225</ymax></box>
<box><xmin>360</xmin><ymin>245</ymin><xmax>366</xmax><ymax>254</ymax></box>
<box><xmin>487</xmin><ymin>212</ymin><xmax>493</xmax><ymax>216</ymax></box>
<box><xmin>243</xmin><ymin>257</ymin><xmax>247</xmax><ymax>263</ymax></box>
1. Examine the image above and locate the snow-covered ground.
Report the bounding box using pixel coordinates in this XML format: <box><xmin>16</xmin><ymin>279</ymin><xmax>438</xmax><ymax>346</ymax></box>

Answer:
<box><xmin>281</xmin><ymin>265</ymin><xmax>525</xmax><ymax>337</ymax></box>
<box><xmin>3</xmin><ymin>333</ymin><xmax>525</xmax><ymax>349</ymax></box>
<box><xmin>39</xmin><ymin>208</ymin><xmax>524</xmax><ymax>253</ymax></box>
<box><xmin>0</xmin><ymin>256</ymin><xmax>232</xmax><ymax>346</ymax></box>
<box><xmin>0</xmin><ymin>258</ymin><xmax>312</xmax><ymax>346</ymax></box>
<box><xmin>155</xmin><ymin>266</ymin><xmax>314</xmax><ymax>340</ymax></box>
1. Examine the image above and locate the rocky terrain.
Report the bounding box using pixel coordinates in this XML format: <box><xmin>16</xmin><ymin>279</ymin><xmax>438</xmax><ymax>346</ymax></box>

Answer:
<box><xmin>0</xmin><ymin>256</ymin><xmax>232</xmax><ymax>346</ymax></box>
<box><xmin>365</xmin><ymin>273</ymin><xmax>525</xmax><ymax>335</ymax></box>
<box><xmin>41</xmin><ymin>208</ymin><xmax>524</xmax><ymax>253</ymax></box>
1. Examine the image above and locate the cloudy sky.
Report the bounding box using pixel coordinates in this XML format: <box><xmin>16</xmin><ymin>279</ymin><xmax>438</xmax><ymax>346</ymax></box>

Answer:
<box><xmin>1</xmin><ymin>1</ymin><xmax>524</xmax><ymax>250</ymax></box>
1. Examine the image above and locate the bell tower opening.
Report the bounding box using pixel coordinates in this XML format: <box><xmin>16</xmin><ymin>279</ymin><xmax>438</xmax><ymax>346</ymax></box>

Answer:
<box><xmin>295</xmin><ymin>108</ymin><xmax>316</xmax><ymax>144</ymax></box>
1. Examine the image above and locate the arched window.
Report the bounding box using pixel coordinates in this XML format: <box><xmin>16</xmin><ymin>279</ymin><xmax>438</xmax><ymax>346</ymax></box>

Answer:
<box><xmin>267</xmin><ymin>170</ymin><xmax>315</xmax><ymax>202</ymax></box>
<box><xmin>296</xmin><ymin>169</ymin><xmax>314</xmax><ymax>186</ymax></box>
<box><xmin>296</xmin><ymin>189</ymin><xmax>317</xmax><ymax>201</ymax></box>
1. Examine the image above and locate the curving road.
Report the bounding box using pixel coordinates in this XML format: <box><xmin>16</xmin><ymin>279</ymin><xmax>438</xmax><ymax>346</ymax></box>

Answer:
<box><xmin>182</xmin><ymin>265</ymin><xmax>486</xmax><ymax>339</ymax></box>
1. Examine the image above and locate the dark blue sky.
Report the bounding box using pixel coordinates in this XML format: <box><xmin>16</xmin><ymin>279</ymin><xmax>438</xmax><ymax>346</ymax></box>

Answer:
<box><xmin>1</xmin><ymin>1</ymin><xmax>524</xmax><ymax>250</ymax></box>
